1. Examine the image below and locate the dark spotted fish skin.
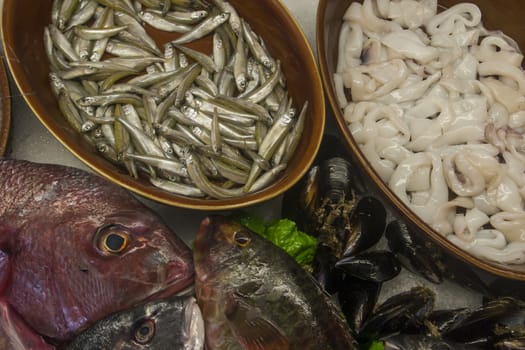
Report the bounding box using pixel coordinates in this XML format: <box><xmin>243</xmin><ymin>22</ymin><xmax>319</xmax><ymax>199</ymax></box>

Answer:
<box><xmin>194</xmin><ymin>215</ymin><xmax>358</xmax><ymax>350</ymax></box>
<box><xmin>0</xmin><ymin>158</ymin><xmax>194</xmax><ymax>342</ymax></box>
<box><xmin>65</xmin><ymin>295</ymin><xmax>204</xmax><ymax>350</ymax></box>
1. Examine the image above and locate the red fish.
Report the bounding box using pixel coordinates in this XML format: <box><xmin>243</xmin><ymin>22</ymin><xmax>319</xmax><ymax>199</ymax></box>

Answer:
<box><xmin>0</xmin><ymin>159</ymin><xmax>194</xmax><ymax>342</ymax></box>
<box><xmin>0</xmin><ymin>298</ymin><xmax>55</xmax><ymax>350</ymax></box>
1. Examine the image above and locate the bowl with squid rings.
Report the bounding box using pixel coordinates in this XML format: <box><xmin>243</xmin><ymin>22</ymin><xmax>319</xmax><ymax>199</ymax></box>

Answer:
<box><xmin>317</xmin><ymin>0</ymin><xmax>525</xmax><ymax>280</ymax></box>
<box><xmin>1</xmin><ymin>0</ymin><xmax>325</xmax><ymax>210</ymax></box>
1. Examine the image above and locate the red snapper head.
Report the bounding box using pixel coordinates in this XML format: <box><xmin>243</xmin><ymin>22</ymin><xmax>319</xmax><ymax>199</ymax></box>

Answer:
<box><xmin>4</xmin><ymin>207</ymin><xmax>194</xmax><ymax>341</ymax></box>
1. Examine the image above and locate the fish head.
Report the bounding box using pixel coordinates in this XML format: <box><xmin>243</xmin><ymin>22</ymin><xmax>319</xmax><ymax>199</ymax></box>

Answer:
<box><xmin>67</xmin><ymin>296</ymin><xmax>205</xmax><ymax>350</ymax></box>
<box><xmin>194</xmin><ymin>216</ymin><xmax>293</xmax><ymax>350</ymax></box>
<box><xmin>193</xmin><ymin>215</ymin><xmax>260</xmax><ymax>324</ymax></box>
<box><xmin>77</xmin><ymin>209</ymin><xmax>195</xmax><ymax>300</ymax></box>
<box><xmin>194</xmin><ymin>215</ymin><xmax>258</xmax><ymax>279</ymax></box>
<box><xmin>121</xmin><ymin>296</ymin><xmax>204</xmax><ymax>350</ymax></box>
<box><xmin>6</xmin><ymin>192</ymin><xmax>194</xmax><ymax>340</ymax></box>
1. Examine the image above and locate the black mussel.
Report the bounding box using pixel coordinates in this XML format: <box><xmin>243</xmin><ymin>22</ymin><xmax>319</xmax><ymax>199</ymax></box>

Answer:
<box><xmin>313</xmin><ymin>134</ymin><xmax>367</xmax><ymax>194</ymax></box>
<box><xmin>335</xmin><ymin>250</ymin><xmax>401</xmax><ymax>283</ymax></box>
<box><xmin>438</xmin><ymin>259</ymin><xmax>493</xmax><ymax>298</ymax></box>
<box><xmin>488</xmin><ymin>278</ymin><xmax>525</xmax><ymax>301</ymax></box>
<box><xmin>282</xmin><ymin>134</ymin><xmax>365</xmax><ymax>225</ymax></box>
<box><xmin>426</xmin><ymin>308</ymin><xmax>472</xmax><ymax>335</ymax></box>
<box><xmin>338</xmin><ymin>275</ymin><xmax>381</xmax><ymax>333</ymax></box>
<box><xmin>298</xmin><ymin>165</ymin><xmax>321</xmax><ymax>221</ymax></box>
<box><xmin>320</xmin><ymin>157</ymin><xmax>356</xmax><ymax>205</ymax></box>
<box><xmin>359</xmin><ymin>286</ymin><xmax>436</xmax><ymax>341</ymax></box>
<box><xmin>492</xmin><ymin>330</ymin><xmax>525</xmax><ymax>350</ymax></box>
<box><xmin>382</xmin><ymin>334</ymin><xmax>484</xmax><ymax>350</ymax></box>
<box><xmin>385</xmin><ymin>220</ymin><xmax>444</xmax><ymax>284</ymax></box>
<box><xmin>312</xmin><ymin>243</ymin><xmax>343</xmax><ymax>294</ymax></box>
<box><xmin>439</xmin><ymin>297</ymin><xmax>524</xmax><ymax>345</ymax></box>
<box><xmin>343</xmin><ymin>196</ymin><xmax>386</xmax><ymax>257</ymax></box>
<box><xmin>303</xmin><ymin>157</ymin><xmax>359</xmax><ymax>259</ymax></box>
<box><xmin>281</xmin><ymin>164</ymin><xmax>319</xmax><ymax>229</ymax></box>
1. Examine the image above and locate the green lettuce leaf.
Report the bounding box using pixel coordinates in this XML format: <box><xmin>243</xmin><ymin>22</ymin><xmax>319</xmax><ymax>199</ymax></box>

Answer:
<box><xmin>231</xmin><ymin>212</ymin><xmax>317</xmax><ymax>267</ymax></box>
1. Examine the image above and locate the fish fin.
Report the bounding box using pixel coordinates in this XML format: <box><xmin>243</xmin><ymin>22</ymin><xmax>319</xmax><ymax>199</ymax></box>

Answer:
<box><xmin>225</xmin><ymin>293</ymin><xmax>289</xmax><ymax>350</ymax></box>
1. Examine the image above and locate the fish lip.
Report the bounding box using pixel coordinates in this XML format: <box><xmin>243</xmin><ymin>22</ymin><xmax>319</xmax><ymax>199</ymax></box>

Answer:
<box><xmin>144</xmin><ymin>259</ymin><xmax>195</xmax><ymax>300</ymax></box>
<box><xmin>144</xmin><ymin>225</ymin><xmax>195</xmax><ymax>301</ymax></box>
<box><xmin>194</xmin><ymin>216</ymin><xmax>215</xmax><ymax>265</ymax></box>
<box><xmin>146</xmin><ymin>271</ymin><xmax>195</xmax><ymax>301</ymax></box>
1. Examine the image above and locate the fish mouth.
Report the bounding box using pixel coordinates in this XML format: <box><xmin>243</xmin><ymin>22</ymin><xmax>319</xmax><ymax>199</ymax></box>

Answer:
<box><xmin>194</xmin><ymin>217</ymin><xmax>212</xmax><ymax>251</ymax></box>
<box><xmin>194</xmin><ymin>216</ymin><xmax>219</xmax><ymax>266</ymax></box>
<box><xmin>146</xmin><ymin>261</ymin><xmax>195</xmax><ymax>301</ymax></box>
<box><xmin>146</xmin><ymin>274</ymin><xmax>194</xmax><ymax>301</ymax></box>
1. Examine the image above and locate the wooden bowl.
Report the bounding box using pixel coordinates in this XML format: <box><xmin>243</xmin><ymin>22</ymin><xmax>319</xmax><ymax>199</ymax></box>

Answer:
<box><xmin>317</xmin><ymin>0</ymin><xmax>525</xmax><ymax>280</ymax></box>
<box><xmin>1</xmin><ymin>0</ymin><xmax>324</xmax><ymax>210</ymax></box>
<box><xmin>0</xmin><ymin>56</ymin><xmax>10</xmax><ymax>157</ymax></box>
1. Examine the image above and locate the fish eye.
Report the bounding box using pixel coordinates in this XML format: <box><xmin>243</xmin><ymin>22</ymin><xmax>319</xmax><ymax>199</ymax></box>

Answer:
<box><xmin>234</xmin><ymin>230</ymin><xmax>251</xmax><ymax>247</ymax></box>
<box><xmin>134</xmin><ymin>319</ymin><xmax>155</xmax><ymax>344</ymax></box>
<box><xmin>95</xmin><ymin>225</ymin><xmax>130</xmax><ymax>255</ymax></box>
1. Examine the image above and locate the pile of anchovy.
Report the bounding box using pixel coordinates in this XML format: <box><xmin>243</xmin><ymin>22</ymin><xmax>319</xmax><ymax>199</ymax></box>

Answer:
<box><xmin>44</xmin><ymin>0</ymin><xmax>307</xmax><ymax>199</ymax></box>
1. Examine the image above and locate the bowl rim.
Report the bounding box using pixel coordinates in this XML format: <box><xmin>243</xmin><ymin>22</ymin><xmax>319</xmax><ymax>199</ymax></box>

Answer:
<box><xmin>316</xmin><ymin>0</ymin><xmax>525</xmax><ymax>281</ymax></box>
<box><xmin>0</xmin><ymin>55</ymin><xmax>10</xmax><ymax>157</ymax></box>
<box><xmin>1</xmin><ymin>0</ymin><xmax>325</xmax><ymax>211</ymax></box>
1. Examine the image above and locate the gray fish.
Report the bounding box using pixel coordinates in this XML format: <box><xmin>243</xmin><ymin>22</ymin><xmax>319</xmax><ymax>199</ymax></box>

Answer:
<box><xmin>383</xmin><ymin>334</ymin><xmax>483</xmax><ymax>350</ymax></box>
<box><xmin>194</xmin><ymin>215</ymin><xmax>358</xmax><ymax>350</ymax></box>
<box><xmin>65</xmin><ymin>296</ymin><xmax>205</xmax><ymax>350</ymax></box>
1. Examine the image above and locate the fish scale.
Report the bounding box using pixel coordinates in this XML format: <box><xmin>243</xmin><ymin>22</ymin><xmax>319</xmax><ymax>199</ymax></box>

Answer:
<box><xmin>194</xmin><ymin>215</ymin><xmax>358</xmax><ymax>350</ymax></box>
<box><xmin>0</xmin><ymin>158</ymin><xmax>194</xmax><ymax>344</ymax></box>
<box><xmin>65</xmin><ymin>295</ymin><xmax>205</xmax><ymax>350</ymax></box>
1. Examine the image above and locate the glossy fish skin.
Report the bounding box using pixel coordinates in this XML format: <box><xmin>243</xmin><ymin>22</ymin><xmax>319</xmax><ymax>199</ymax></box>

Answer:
<box><xmin>383</xmin><ymin>334</ymin><xmax>482</xmax><ymax>350</ymax></box>
<box><xmin>194</xmin><ymin>215</ymin><xmax>357</xmax><ymax>350</ymax></box>
<box><xmin>65</xmin><ymin>295</ymin><xmax>204</xmax><ymax>350</ymax></box>
<box><xmin>0</xmin><ymin>159</ymin><xmax>194</xmax><ymax>341</ymax></box>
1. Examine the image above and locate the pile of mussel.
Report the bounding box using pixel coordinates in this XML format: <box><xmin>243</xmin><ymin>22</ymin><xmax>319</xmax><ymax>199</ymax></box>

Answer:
<box><xmin>282</xmin><ymin>135</ymin><xmax>525</xmax><ymax>349</ymax></box>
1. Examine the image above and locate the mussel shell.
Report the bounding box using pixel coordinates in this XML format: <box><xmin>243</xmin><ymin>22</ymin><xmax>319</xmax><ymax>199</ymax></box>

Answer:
<box><xmin>335</xmin><ymin>250</ymin><xmax>401</xmax><ymax>283</ymax></box>
<box><xmin>313</xmin><ymin>134</ymin><xmax>367</xmax><ymax>195</ymax></box>
<box><xmin>303</xmin><ymin>157</ymin><xmax>360</xmax><ymax>258</ymax></box>
<box><xmin>385</xmin><ymin>220</ymin><xmax>444</xmax><ymax>284</ymax></box>
<box><xmin>343</xmin><ymin>196</ymin><xmax>387</xmax><ymax>257</ymax></box>
<box><xmin>337</xmin><ymin>275</ymin><xmax>381</xmax><ymax>333</ymax></box>
<box><xmin>298</xmin><ymin>165</ymin><xmax>321</xmax><ymax>220</ymax></box>
<box><xmin>359</xmin><ymin>286</ymin><xmax>436</xmax><ymax>340</ymax></box>
<box><xmin>488</xmin><ymin>278</ymin><xmax>525</xmax><ymax>301</ymax></box>
<box><xmin>319</xmin><ymin>157</ymin><xmax>355</xmax><ymax>204</ymax></box>
<box><xmin>441</xmin><ymin>297</ymin><xmax>524</xmax><ymax>344</ymax></box>
<box><xmin>312</xmin><ymin>244</ymin><xmax>343</xmax><ymax>295</ymax></box>
<box><xmin>383</xmin><ymin>334</ymin><xmax>483</xmax><ymax>350</ymax></box>
<box><xmin>426</xmin><ymin>308</ymin><xmax>471</xmax><ymax>335</ymax></box>
<box><xmin>493</xmin><ymin>333</ymin><xmax>525</xmax><ymax>350</ymax></box>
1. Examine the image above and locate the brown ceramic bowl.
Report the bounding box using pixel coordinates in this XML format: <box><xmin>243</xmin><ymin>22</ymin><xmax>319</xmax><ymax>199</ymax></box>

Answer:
<box><xmin>1</xmin><ymin>0</ymin><xmax>324</xmax><ymax>210</ymax></box>
<box><xmin>317</xmin><ymin>0</ymin><xmax>525</xmax><ymax>280</ymax></box>
<box><xmin>0</xmin><ymin>56</ymin><xmax>10</xmax><ymax>156</ymax></box>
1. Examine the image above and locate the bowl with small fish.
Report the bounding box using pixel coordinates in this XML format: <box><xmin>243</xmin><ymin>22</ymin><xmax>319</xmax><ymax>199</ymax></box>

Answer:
<box><xmin>1</xmin><ymin>0</ymin><xmax>324</xmax><ymax>210</ymax></box>
<box><xmin>317</xmin><ymin>0</ymin><xmax>525</xmax><ymax>280</ymax></box>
